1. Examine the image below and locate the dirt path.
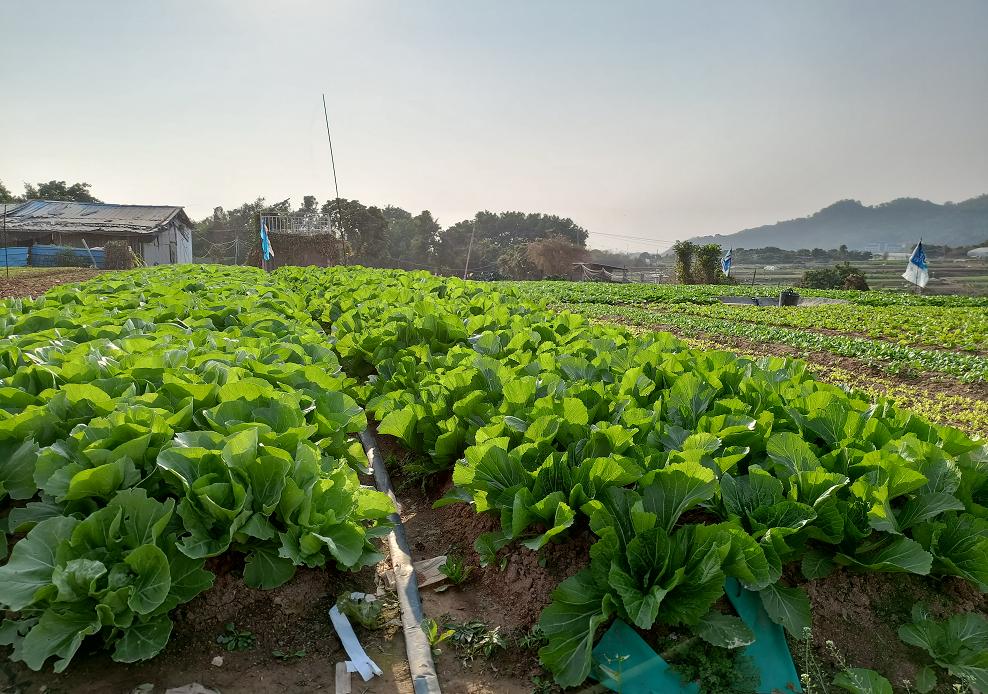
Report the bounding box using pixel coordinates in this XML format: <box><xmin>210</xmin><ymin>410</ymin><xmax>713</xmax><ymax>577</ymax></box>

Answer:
<box><xmin>0</xmin><ymin>268</ymin><xmax>103</xmax><ymax>299</ymax></box>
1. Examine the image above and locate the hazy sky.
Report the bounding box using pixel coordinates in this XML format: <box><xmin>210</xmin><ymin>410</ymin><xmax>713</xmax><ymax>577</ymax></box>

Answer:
<box><xmin>2</xmin><ymin>1</ymin><xmax>987</xmax><ymax>251</ymax></box>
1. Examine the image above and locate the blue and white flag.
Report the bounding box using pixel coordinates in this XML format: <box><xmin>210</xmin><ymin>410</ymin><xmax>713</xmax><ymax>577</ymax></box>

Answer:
<box><xmin>260</xmin><ymin>220</ymin><xmax>275</xmax><ymax>261</ymax></box>
<box><xmin>721</xmin><ymin>248</ymin><xmax>733</xmax><ymax>276</ymax></box>
<box><xmin>902</xmin><ymin>241</ymin><xmax>927</xmax><ymax>288</ymax></box>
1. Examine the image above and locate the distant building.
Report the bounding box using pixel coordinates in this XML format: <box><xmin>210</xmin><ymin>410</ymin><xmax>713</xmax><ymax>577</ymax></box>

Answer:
<box><xmin>0</xmin><ymin>200</ymin><xmax>193</xmax><ymax>265</ymax></box>
<box><xmin>967</xmin><ymin>247</ymin><xmax>988</xmax><ymax>259</ymax></box>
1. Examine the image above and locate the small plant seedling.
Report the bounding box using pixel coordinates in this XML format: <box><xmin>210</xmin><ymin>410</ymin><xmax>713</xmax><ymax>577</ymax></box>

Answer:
<box><xmin>216</xmin><ymin>622</ymin><xmax>256</xmax><ymax>651</ymax></box>
<box><xmin>530</xmin><ymin>674</ymin><xmax>560</xmax><ymax>694</ymax></box>
<box><xmin>436</xmin><ymin>554</ymin><xmax>473</xmax><ymax>591</ymax></box>
<box><xmin>516</xmin><ymin>625</ymin><xmax>547</xmax><ymax>651</ymax></box>
<box><xmin>447</xmin><ymin>619</ymin><xmax>507</xmax><ymax>661</ymax></box>
<box><xmin>272</xmin><ymin>648</ymin><xmax>306</xmax><ymax>661</ymax></box>
<box><xmin>421</xmin><ymin>617</ymin><xmax>454</xmax><ymax>655</ymax></box>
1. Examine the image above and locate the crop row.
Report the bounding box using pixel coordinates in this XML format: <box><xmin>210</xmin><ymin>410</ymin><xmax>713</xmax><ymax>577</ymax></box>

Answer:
<box><xmin>667</xmin><ymin>332</ymin><xmax>988</xmax><ymax>438</ymax></box>
<box><xmin>565</xmin><ymin>303</ymin><xmax>988</xmax><ymax>383</ymax></box>
<box><xmin>0</xmin><ymin>267</ymin><xmax>392</xmax><ymax>672</ymax></box>
<box><xmin>505</xmin><ymin>279</ymin><xmax>988</xmax><ymax>308</ymax></box>
<box><xmin>631</xmin><ymin>301</ymin><xmax>987</xmax><ymax>353</ymax></box>
<box><xmin>278</xmin><ymin>266</ymin><xmax>988</xmax><ymax>687</ymax></box>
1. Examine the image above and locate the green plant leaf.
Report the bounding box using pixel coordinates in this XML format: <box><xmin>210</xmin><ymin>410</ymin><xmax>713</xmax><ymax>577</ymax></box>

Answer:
<box><xmin>833</xmin><ymin>667</ymin><xmax>893</xmax><ymax>694</ymax></box>
<box><xmin>537</xmin><ymin>570</ymin><xmax>610</xmax><ymax>687</ymax></box>
<box><xmin>913</xmin><ymin>665</ymin><xmax>936</xmax><ymax>693</ymax></box>
<box><xmin>243</xmin><ymin>547</ymin><xmax>297</xmax><ymax>589</ymax></box>
<box><xmin>111</xmin><ymin>616</ymin><xmax>173</xmax><ymax>663</ymax></box>
<box><xmin>0</xmin><ymin>516</ymin><xmax>78</xmax><ymax>611</ymax></box>
<box><xmin>125</xmin><ymin>545</ymin><xmax>171</xmax><ymax>615</ymax></box>
<box><xmin>758</xmin><ymin>583</ymin><xmax>810</xmax><ymax>637</ymax></box>
<box><xmin>18</xmin><ymin>608</ymin><xmax>102</xmax><ymax>673</ymax></box>
<box><xmin>695</xmin><ymin>611</ymin><xmax>755</xmax><ymax>649</ymax></box>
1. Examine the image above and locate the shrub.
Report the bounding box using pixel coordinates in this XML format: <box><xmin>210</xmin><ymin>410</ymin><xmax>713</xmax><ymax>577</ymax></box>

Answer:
<box><xmin>800</xmin><ymin>263</ymin><xmax>869</xmax><ymax>290</ymax></box>
<box><xmin>104</xmin><ymin>240</ymin><xmax>135</xmax><ymax>270</ymax></box>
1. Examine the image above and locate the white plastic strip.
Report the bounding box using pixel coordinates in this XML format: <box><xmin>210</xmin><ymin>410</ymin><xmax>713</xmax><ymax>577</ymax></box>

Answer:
<box><xmin>329</xmin><ymin>605</ymin><xmax>383</xmax><ymax>681</ymax></box>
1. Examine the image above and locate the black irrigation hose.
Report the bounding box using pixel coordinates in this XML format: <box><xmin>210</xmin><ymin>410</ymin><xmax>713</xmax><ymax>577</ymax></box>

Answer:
<box><xmin>359</xmin><ymin>430</ymin><xmax>442</xmax><ymax>694</ymax></box>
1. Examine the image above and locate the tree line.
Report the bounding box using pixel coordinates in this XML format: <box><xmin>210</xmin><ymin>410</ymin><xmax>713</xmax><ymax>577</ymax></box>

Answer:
<box><xmin>195</xmin><ymin>195</ymin><xmax>590</xmax><ymax>278</ymax></box>
<box><xmin>0</xmin><ymin>179</ymin><xmax>101</xmax><ymax>204</ymax></box>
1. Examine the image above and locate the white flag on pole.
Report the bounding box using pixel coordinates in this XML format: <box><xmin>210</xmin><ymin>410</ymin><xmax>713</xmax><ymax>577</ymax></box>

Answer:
<box><xmin>902</xmin><ymin>241</ymin><xmax>928</xmax><ymax>288</ymax></box>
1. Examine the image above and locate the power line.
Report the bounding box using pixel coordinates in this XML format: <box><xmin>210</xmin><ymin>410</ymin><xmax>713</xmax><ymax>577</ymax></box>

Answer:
<box><xmin>589</xmin><ymin>230</ymin><xmax>680</xmax><ymax>244</ymax></box>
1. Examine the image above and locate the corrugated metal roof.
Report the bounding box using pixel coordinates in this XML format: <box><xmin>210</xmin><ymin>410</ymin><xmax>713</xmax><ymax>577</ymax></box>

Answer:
<box><xmin>0</xmin><ymin>200</ymin><xmax>193</xmax><ymax>236</ymax></box>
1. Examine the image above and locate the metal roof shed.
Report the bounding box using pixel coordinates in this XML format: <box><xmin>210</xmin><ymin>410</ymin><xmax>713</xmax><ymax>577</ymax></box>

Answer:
<box><xmin>0</xmin><ymin>200</ymin><xmax>194</xmax><ymax>265</ymax></box>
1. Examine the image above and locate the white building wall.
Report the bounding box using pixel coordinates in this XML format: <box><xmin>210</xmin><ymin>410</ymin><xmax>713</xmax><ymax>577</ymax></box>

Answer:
<box><xmin>140</xmin><ymin>224</ymin><xmax>193</xmax><ymax>265</ymax></box>
<box><xmin>141</xmin><ymin>229</ymin><xmax>171</xmax><ymax>266</ymax></box>
<box><xmin>176</xmin><ymin>226</ymin><xmax>193</xmax><ymax>263</ymax></box>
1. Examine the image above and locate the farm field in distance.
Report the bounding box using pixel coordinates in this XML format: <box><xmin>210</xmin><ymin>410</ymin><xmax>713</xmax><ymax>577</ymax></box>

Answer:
<box><xmin>1</xmin><ymin>265</ymin><xmax>986</xmax><ymax>694</ymax></box>
<box><xmin>508</xmin><ymin>279</ymin><xmax>988</xmax><ymax>437</ymax></box>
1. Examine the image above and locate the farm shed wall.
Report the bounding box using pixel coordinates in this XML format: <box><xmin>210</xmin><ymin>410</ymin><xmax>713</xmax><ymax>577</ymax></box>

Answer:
<box><xmin>140</xmin><ymin>223</ymin><xmax>193</xmax><ymax>266</ymax></box>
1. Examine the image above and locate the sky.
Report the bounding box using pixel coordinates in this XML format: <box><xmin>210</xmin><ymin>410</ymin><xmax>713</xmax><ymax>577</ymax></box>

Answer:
<box><xmin>2</xmin><ymin>1</ymin><xmax>987</xmax><ymax>252</ymax></box>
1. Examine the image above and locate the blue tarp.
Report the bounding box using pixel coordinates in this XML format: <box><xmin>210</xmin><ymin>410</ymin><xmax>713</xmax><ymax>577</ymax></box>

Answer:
<box><xmin>27</xmin><ymin>245</ymin><xmax>105</xmax><ymax>269</ymax></box>
<box><xmin>0</xmin><ymin>247</ymin><xmax>30</xmax><ymax>267</ymax></box>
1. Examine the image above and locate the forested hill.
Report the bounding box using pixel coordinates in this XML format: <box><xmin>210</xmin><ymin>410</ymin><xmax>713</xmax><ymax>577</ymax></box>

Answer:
<box><xmin>688</xmin><ymin>195</ymin><xmax>988</xmax><ymax>250</ymax></box>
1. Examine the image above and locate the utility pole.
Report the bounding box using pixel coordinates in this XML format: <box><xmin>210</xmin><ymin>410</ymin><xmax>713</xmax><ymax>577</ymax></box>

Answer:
<box><xmin>322</xmin><ymin>94</ymin><xmax>347</xmax><ymax>266</ymax></box>
<box><xmin>462</xmin><ymin>227</ymin><xmax>475</xmax><ymax>280</ymax></box>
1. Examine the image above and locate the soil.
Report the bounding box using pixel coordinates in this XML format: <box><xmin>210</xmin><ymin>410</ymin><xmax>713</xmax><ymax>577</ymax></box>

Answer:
<box><xmin>0</xmin><ymin>268</ymin><xmax>103</xmax><ymax>299</ymax></box>
<box><xmin>0</xmin><ymin>556</ymin><xmax>414</xmax><ymax>694</ymax></box>
<box><xmin>797</xmin><ymin>569</ymin><xmax>987</xmax><ymax>692</ymax></box>
<box><xmin>375</xmin><ymin>427</ymin><xmax>593</xmax><ymax>693</ymax></box>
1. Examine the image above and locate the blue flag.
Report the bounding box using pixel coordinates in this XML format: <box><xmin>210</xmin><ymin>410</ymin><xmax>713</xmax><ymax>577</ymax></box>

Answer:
<box><xmin>721</xmin><ymin>248</ymin><xmax>733</xmax><ymax>276</ymax></box>
<box><xmin>902</xmin><ymin>241</ymin><xmax>927</xmax><ymax>288</ymax></box>
<box><xmin>260</xmin><ymin>220</ymin><xmax>275</xmax><ymax>262</ymax></box>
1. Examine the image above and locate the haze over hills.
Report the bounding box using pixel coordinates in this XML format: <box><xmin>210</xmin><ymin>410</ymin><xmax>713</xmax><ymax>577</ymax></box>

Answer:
<box><xmin>687</xmin><ymin>195</ymin><xmax>988</xmax><ymax>251</ymax></box>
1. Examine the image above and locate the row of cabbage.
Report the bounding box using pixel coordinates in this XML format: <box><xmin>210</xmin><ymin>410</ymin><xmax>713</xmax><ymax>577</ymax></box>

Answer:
<box><xmin>606</xmin><ymin>300</ymin><xmax>988</xmax><ymax>353</ymax></box>
<box><xmin>279</xmin><ymin>266</ymin><xmax>988</xmax><ymax>687</ymax></box>
<box><xmin>506</xmin><ymin>279</ymin><xmax>988</xmax><ymax>308</ymax></box>
<box><xmin>567</xmin><ymin>303</ymin><xmax>988</xmax><ymax>382</ymax></box>
<box><xmin>0</xmin><ymin>266</ymin><xmax>393</xmax><ymax>672</ymax></box>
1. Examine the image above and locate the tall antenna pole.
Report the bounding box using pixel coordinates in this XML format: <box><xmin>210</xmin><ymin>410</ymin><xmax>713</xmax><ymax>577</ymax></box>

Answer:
<box><xmin>462</xmin><ymin>227</ymin><xmax>475</xmax><ymax>280</ymax></box>
<box><xmin>322</xmin><ymin>93</ymin><xmax>347</xmax><ymax>266</ymax></box>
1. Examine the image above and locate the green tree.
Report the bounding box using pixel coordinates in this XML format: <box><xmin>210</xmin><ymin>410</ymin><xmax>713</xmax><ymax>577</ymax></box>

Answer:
<box><xmin>799</xmin><ymin>262</ymin><xmax>870</xmax><ymax>290</ymax></box>
<box><xmin>0</xmin><ymin>180</ymin><xmax>18</xmax><ymax>204</ymax></box>
<box><xmin>672</xmin><ymin>240</ymin><xmax>698</xmax><ymax>284</ymax></box>
<box><xmin>695</xmin><ymin>243</ymin><xmax>723</xmax><ymax>284</ymax></box>
<box><xmin>437</xmin><ymin>211</ymin><xmax>588</xmax><ymax>273</ymax></box>
<box><xmin>382</xmin><ymin>206</ymin><xmax>440</xmax><ymax>268</ymax></box>
<box><xmin>321</xmin><ymin>197</ymin><xmax>388</xmax><ymax>265</ymax></box>
<box><xmin>24</xmin><ymin>180</ymin><xmax>100</xmax><ymax>203</ymax></box>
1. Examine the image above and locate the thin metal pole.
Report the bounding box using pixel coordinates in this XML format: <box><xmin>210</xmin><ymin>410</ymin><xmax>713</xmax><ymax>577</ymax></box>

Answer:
<box><xmin>3</xmin><ymin>204</ymin><xmax>8</xmax><ymax>279</ymax></box>
<box><xmin>322</xmin><ymin>94</ymin><xmax>347</xmax><ymax>266</ymax></box>
<box><xmin>81</xmin><ymin>239</ymin><xmax>98</xmax><ymax>268</ymax></box>
<box><xmin>462</xmin><ymin>227</ymin><xmax>475</xmax><ymax>280</ymax></box>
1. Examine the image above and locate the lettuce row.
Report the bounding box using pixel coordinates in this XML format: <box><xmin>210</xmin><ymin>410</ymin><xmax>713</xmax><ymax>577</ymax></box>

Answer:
<box><xmin>278</xmin><ymin>266</ymin><xmax>988</xmax><ymax>686</ymax></box>
<box><xmin>0</xmin><ymin>267</ymin><xmax>393</xmax><ymax>671</ymax></box>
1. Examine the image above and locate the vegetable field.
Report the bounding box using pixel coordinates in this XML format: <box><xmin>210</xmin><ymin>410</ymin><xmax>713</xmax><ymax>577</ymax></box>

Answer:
<box><xmin>505</xmin><ymin>280</ymin><xmax>988</xmax><ymax>437</ymax></box>
<box><xmin>1</xmin><ymin>266</ymin><xmax>986</xmax><ymax>693</ymax></box>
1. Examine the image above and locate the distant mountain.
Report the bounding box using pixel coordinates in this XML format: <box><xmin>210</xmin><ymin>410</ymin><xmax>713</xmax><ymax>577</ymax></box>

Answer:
<box><xmin>688</xmin><ymin>195</ymin><xmax>988</xmax><ymax>251</ymax></box>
